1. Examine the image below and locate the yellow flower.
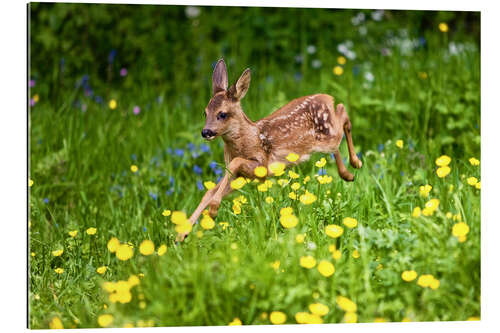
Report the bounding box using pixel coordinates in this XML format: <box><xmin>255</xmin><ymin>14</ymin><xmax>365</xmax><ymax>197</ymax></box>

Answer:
<box><xmin>271</xmin><ymin>260</ymin><xmax>280</xmax><ymax>271</ymax></box>
<box><xmin>412</xmin><ymin>207</ymin><xmax>421</xmax><ymax>217</ymax></box>
<box><xmin>419</xmin><ymin>184</ymin><xmax>432</xmax><ymax>197</ymax></box>
<box><xmin>467</xmin><ymin>317</ymin><xmax>480</xmax><ymax>321</ymax></box>
<box><xmin>128</xmin><ymin>274</ymin><xmax>140</xmax><ymax>287</ymax></box>
<box><xmin>300</xmin><ymin>255</ymin><xmax>317</xmax><ymax>269</ymax></box>
<box><xmin>337</xmin><ymin>56</ymin><xmax>347</xmax><ymax>65</ymax></box>
<box><xmin>402</xmin><ymin>317</ymin><xmax>412</xmax><ymax>322</ymax></box>
<box><xmin>396</xmin><ymin>140</ymin><xmax>404</xmax><ymax>148</ymax></box>
<box><xmin>49</xmin><ymin>316</ymin><xmax>64</xmax><ymax>329</ymax></box>
<box><xmin>257</xmin><ymin>183</ymin><xmax>268</xmax><ymax>192</ymax></box>
<box><xmin>417</xmin><ymin>274</ymin><xmax>434</xmax><ymax>288</ymax></box>
<box><xmin>228</xmin><ymin>318</ymin><xmax>242</xmax><ymax>326</ymax></box>
<box><xmin>175</xmin><ymin>220</ymin><xmax>192</xmax><ymax>234</ymax></box>
<box><xmin>452</xmin><ymin>222</ymin><xmax>470</xmax><ymax>238</ymax></box>
<box><xmin>325</xmin><ymin>224</ymin><xmax>344</xmax><ymax>238</ymax></box>
<box><xmin>162</xmin><ymin>209</ymin><xmax>171</xmax><ymax>217</ymax></box>
<box><xmin>438</xmin><ymin>22</ymin><xmax>449</xmax><ymax>32</ymax></box>
<box><xmin>303</xmin><ymin>175</ymin><xmax>311</xmax><ymax>184</ymax></box>
<box><xmin>430</xmin><ymin>278</ymin><xmax>440</xmax><ymax>290</ymax></box>
<box><xmin>333</xmin><ymin>250</ymin><xmax>342</xmax><ymax>260</ymax></box>
<box><xmin>315</xmin><ymin>157</ymin><xmax>327</xmax><ymax>168</ymax></box>
<box><xmin>52</xmin><ymin>249</ymin><xmax>64</xmax><ymax>257</ymax></box>
<box><xmin>333</xmin><ymin>66</ymin><xmax>344</xmax><ymax>76</ymax></box>
<box><xmin>422</xmin><ymin>198</ymin><xmax>440</xmax><ymax>216</ymax></box>
<box><xmin>196</xmin><ymin>230</ymin><xmax>203</xmax><ymax>238</ymax></box>
<box><xmin>295</xmin><ymin>233</ymin><xmax>305</xmax><ymax>243</ymax></box>
<box><xmin>435</xmin><ymin>155</ymin><xmax>451</xmax><ymax>167</ymax></box>
<box><xmin>469</xmin><ymin>157</ymin><xmax>480</xmax><ymax>166</ymax></box>
<box><xmin>123</xmin><ymin>323</ymin><xmax>134</xmax><ymax>328</ymax></box>
<box><xmin>269</xmin><ymin>162</ymin><xmax>286</xmax><ymax>176</ymax></box>
<box><xmin>288</xmin><ymin>192</ymin><xmax>297</xmax><ymax>200</ymax></box>
<box><xmin>280</xmin><ymin>207</ymin><xmax>294</xmax><ymax>216</ymax></box>
<box><xmin>265</xmin><ymin>179</ymin><xmax>273</xmax><ymax>188</ymax></box>
<box><xmin>204</xmin><ymin>181</ymin><xmax>216</xmax><ymax>190</ymax></box>
<box><xmin>288</xmin><ymin>170</ymin><xmax>299</xmax><ymax>179</ymax></box>
<box><xmin>230</xmin><ymin>177</ymin><xmax>247</xmax><ymax>190</ymax></box>
<box><xmin>130</xmin><ymin>164</ymin><xmax>138</xmax><ymax>173</ymax></box>
<box><xmin>107</xmin><ymin>237</ymin><xmax>120</xmax><ymax>253</ymax></box>
<box><xmin>286</xmin><ymin>153</ymin><xmax>299</xmax><ymax>162</ymax></box>
<box><xmin>96</xmin><ymin>266</ymin><xmax>107</xmax><ymax>274</ymax></box>
<box><xmin>295</xmin><ymin>312</ymin><xmax>323</xmax><ymax>324</ymax></box>
<box><xmin>54</xmin><ymin>267</ymin><xmax>64</xmax><ymax>274</ymax></box>
<box><xmin>436</xmin><ymin>166</ymin><xmax>451</xmax><ymax>178</ymax></box>
<box><xmin>309</xmin><ymin>303</ymin><xmax>329</xmax><ymax>316</ymax></box>
<box><xmin>265</xmin><ymin>196</ymin><xmax>274</xmax><ymax>204</ymax></box>
<box><xmin>139</xmin><ymin>240</ymin><xmax>155</xmax><ymax>255</ymax></box>
<box><xmin>299</xmin><ymin>191</ymin><xmax>317</xmax><ymax>205</ymax></box>
<box><xmin>232</xmin><ymin>202</ymin><xmax>242</xmax><ymax>215</ymax></box>
<box><xmin>270</xmin><ymin>311</ymin><xmax>287</xmax><ymax>324</ymax></box>
<box><xmin>219</xmin><ymin>221</ymin><xmax>229</xmax><ymax>230</ymax></box>
<box><xmin>291</xmin><ymin>182</ymin><xmax>301</xmax><ymax>191</ymax></box>
<box><xmin>86</xmin><ymin>227</ymin><xmax>97</xmax><ymax>235</ymax></box>
<box><xmin>374</xmin><ymin>317</ymin><xmax>387</xmax><ymax>323</ymax></box>
<box><xmin>234</xmin><ymin>195</ymin><xmax>248</xmax><ymax>204</ymax></box>
<box><xmin>29</xmin><ymin>179</ymin><xmax>34</xmax><ymax>187</ymax></box>
<box><xmin>68</xmin><ymin>230</ymin><xmax>78</xmax><ymax>238</ymax></box>
<box><xmin>108</xmin><ymin>99</ymin><xmax>117</xmax><ymax>109</ymax></box>
<box><xmin>352</xmin><ymin>250</ymin><xmax>360</xmax><ymax>259</ymax></box>
<box><xmin>401</xmin><ymin>270</ymin><xmax>418</xmax><ymax>282</ymax></box>
<box><xmin>31</xmin><ymin>252</ymin><xmax>36</xmax><ymax>257</ymax></box>
<box><xmin>201</xmin><ymin>215</ymin><xmax>215</xmax><ymax>230</ymax></box>
<box><xmin>316</xmin><ymin>175</ymin><xmax>333</xmax><ymax>184</ymax></box>
<box><xmin>116</xmin><ymin>244</ymin><xmax>134</xmax><ymax>261</ymax></box>
<box><xmin>171</xmin><ymin>211</ymin><xmax>187</xmax><ymax>224</ymax></box>
<box><xmin>98</xmin><ymin>314</ymin><xmax>114</xmax><ymax>327</ymax></box>
<box><xmin>344</xmin><ymin>312</ymin><xmax>358</xmax><ymax>323</ymax></box>
<box><xmin>467</xmin><ymin>177</ymin><xmax>478</xmax><ymax>186</ymax></box>
<box><xmin>317</xmin><ymin>260</ymin><xmax>335</xmax><ymax>277</ymax></box>
<box><xmin>280</xmin><ymin>214</ymin><xmax>298</xmax><ymax>229</ymax></box>
<box><xmin>418</xmin><ymin>72</ymin><xmax>428</xmax><ymax>79</ymax></box>
<box><xmin>475</xmin><ymin>182</ymin><xmax>481</xmax><ymax>190</ymax></box>
<box><xmin>254</xmin><ymin>166</ymin><xmax>268</xmax><ymax>178</ymax></box>
<box><xmin>343</xmin><ymin>217</ymin><xmax>358</xmax><ymax>228</ymax></box>
<box><xmin>336</xmin><ymin>296</ymin><xmax>357</xmax><ymax>312</ymax></box>
<box><xmin>157</xmin><ymin>244</ymin><xmax>167</xmax><ymax>256</ymax></box>
<box><xmin>33</xmin><ymin>94</ymin><xmax>40</xmax><ymax>102</ymax></box>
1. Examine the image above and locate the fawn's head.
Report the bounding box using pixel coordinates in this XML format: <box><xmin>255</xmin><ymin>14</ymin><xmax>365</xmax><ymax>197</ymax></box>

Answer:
<box><xmin>201</xmin><ymin>59</ymin><xmax>251</xmax><ymax>141</ymax></box>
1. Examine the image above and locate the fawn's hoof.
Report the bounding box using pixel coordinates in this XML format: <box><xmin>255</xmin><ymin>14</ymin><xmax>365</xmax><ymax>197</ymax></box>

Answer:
<box><xmin>340</xmin><ymin>171</ymin><xmax>355</xmax><ymax>182</ymax></box>
<box><xmin>351</xmin><ymin>158</ymin><xmax>363</xmax><ymax>169</ymax></box>
<box><xmin>208</xmin><ymin>202</ymin><xmax>220</xmax><ymax>218</ymax></box>
<box><xmin>175</xmin><ymin>232</ymin><xmax>189</xmax><ymax>243</ymax></box>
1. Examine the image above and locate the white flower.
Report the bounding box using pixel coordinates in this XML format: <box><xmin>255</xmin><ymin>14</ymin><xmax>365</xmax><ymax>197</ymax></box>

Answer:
<box><xmin>371</xmin><ymin>10</ymin><xmax>384</xmax><ymax>21</ymax></box>
<box><xmin>295</xmin><ymin>55</ymin><xmax>304</xmax><ymax>63</ymax></box>
<box><xmin>307</xmin><ymin>45</ymin><xmax>317</xmax><ymax>54</ymax></box>
<box><xmin>346</xmin><ymin>50</ymin><xmax>356</xmax><ymax>60</ymax></box>
<box><xmin>359</xmin><ymin>26</ymin><xmax>367</xmax><ymax>35</ymax></box>
<box><xmin>364</xmin><ymin>72</ymin><xmax>375</xmax><ymax>82</ymax></box>
<box><xmin>185</xmin><ymin>6</ymin><xmax>200</xmax><ymax>19</ymax></box>
<box><xmin>311</xmin><ymin>59</ymin><xmax>322</xmax><ymax>68</ymax></box>
<box><xmin>307</xmin><ymin>241</ymin><xmax>317</xmax><ymax>250</ymax></box>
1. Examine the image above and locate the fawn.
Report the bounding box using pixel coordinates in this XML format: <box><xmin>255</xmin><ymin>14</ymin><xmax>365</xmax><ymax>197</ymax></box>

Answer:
<box><xmin>178</xmin><ymin>59</ymin><xmax>362</xmax><ymax>241</ymax></box>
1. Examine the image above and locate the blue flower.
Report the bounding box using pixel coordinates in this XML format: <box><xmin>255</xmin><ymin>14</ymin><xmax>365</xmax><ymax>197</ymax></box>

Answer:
<box><xmin>400</xmin><ymin>171</ymin><xmax>405</xmax><ymax>177</ymax></box>
<box><xmin>95</xmin><ymin>95</ymin><xmax>103</xmax><ymax>104</ymax></box>
<box><xmin>357</xmin><ymin>152</ymin><xmax>363</xmax><ymax>159</ymax></box>
<box><xmin>150</xmin><ymin>177</ymin><xmax>155</xmax><ymax>183</ymax></box>
<box><xmin>200</xmin><ymin>144</ymin><xmax>210</xmax><ymax>153</ymax></box>
<box><xmin>191</xmin><ymin>151</ymin><xmax>200</xmax><ymax>159</ymax></box>
<box><xmin>166</xmin><ymin>188</ymin><xmax>174</xmax><ymax>196</ymax></box>
<box><xmin>378</xmin><ymin>143</ymin><xmax>384</xmax><ymax>152</ymax></box>
<box><xmin>196</xmin><ymin>180</ymin><xmax>204</xmax><ymax>191</ymax></box>
<box><xmin>318</xmin><ymin>169</ymin><xmax>326</xmax><ymax>176</ymax></box>
<box><xmin>169</xmin><ymin>176</ymin><xmax>175</xmax><ymax>185</ymax></box>
<box><xmin>193</xmin><ymin>165</ymin><xmax>203</xmax><ymax>175</ymax></box>
<box><xmin>131</xmin><ymin>153</ymin><xmax>137</xmax><ymax>161</ymax></box>
<box><xmin>214</xmin><ymin>168</ymin><xmax>223</xmax><ymax>176</ymax></box>
<box><xmin>174</xmin><ymin>149</ymin><xmax>184</xmax><ymax>157</ymax></box>
<box><xmin>352</xmin><ymin>65</ymin><xmax>360</xmax><ymax>76</ymax></box>
<box><xmin>143</xmin><ymin>227</ymin><xmax>147</xmax><ymax>232</ymax></box>
<box><xmin>188</xmin><ymin>143</ymin><xmax>196</xmax><ymax>151</ymax></box>
<box><xmin>149</xmin><ymin>192</ymin><xmax>158</xmax><ymax>200</ymax></box>
<box><xmin>108</xmin><ymin>49</ymin><xmax>117</xmax><ymax>63</ymax></box>
<box><xmin>43</xmin><ymin>198</ymin><xmax>49</xmax><ymax>204</ymax></box>
<box><xmin>209</xmin><ymin>161</ymin><xmax>218</xmax><ymax>170</ymax></box>
<box><xmin>294</xmin><ymin>72</ymin><xmax>303</xmax><ymax>81</ymax></box>
<box><xmin>330</xmin><ymin>153</ymin><xmax>336</xmax><ymax>160</ymax></box>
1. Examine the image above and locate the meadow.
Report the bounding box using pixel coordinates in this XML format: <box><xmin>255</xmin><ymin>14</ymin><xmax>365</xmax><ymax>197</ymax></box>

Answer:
<box><xmin>28</xmin><ymin>5</ymin><xmax>480</xmax><ymax>328</ymax></box>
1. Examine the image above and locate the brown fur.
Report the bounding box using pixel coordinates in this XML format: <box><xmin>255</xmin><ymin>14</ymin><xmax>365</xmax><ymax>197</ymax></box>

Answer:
<box><xmin>177</xmin><ymin>59</ymin><xmax>362</xmax><ymax>241</ymax></box>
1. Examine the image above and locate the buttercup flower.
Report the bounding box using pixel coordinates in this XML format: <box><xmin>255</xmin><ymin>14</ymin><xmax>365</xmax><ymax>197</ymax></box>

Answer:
<box><xmin>412</xmin><ymin>207</ymin><xmax>421</xmax><ymax>217</ymax></box>
<box><xmin>289</xmin><ymin>192</ymin><xmax>297</xmax><ymax>200</ymax></box>
<box><xmin>315</xmin><ymin>157</ymin><xmax>327</xmax><ymax>168</ymax></box>
<box><xmin>300</xmin><ymin>191</ymin><xmax>317</xmax><ymax>205</ymax></box>
<box><xmin>436</xmin><ymin>166</ymin><xmax>451</xmax><ymax>178</ymax></box>
<box><xmin>337</xmin><ymin>56</ymin><xmax>347</xmax><ymax>65</ymax></box>
<box><xmin>452</xmin><ymin>222</ymin><xmax>470</xmax><ymax>238</ymax></box>
<box><xmin>29</xmin><ymin>179</ymin><xmax>34</xmax><ymax>187</ymax></box>
<box><xmin>175</xmin><ymin>220</ymin><xmax>192</xmax><ymax>234</ymax></box>
<box><xmin>467</xmin><ymin>177</ymin><xmax>478</xmax><ymax>186</ymax></box>
<box><xmin>317</xmin><ymin>260</ymin><xmax>335</xmax><ymax>277</ymax></box>
<box><xmin>269</xmin><ymin>162</ymin><xmax>286</xmax><ymax>176</ymax></box>
<box><xmin>49</xmin><ymin>317</ymin><xmax>64</xmax><ymax>329</ymax></box>
<box><xmin>343</xmin><ymin>217</ymin><xmax>358</xmax><ymax>228</ymax></box>
<box><xmin>435</xmin><ymin>155</ymin><xmax>451</xmax><ymax>167</ymax></box>
<box><xmin>86</xmin><ymin>227</ymin><xmax>97</xmax><ymax>235</ymax></box>
<box><xmin>417</xmin><ymin>274</ymin><xmax>434</xmax><ymax>288</ymax></box>
<box><xmin>401</xmin><ymin>270</ymin><xmax>418</xmax><ymax>282</ymax></box>
<box><xmin>280</xmin><ymin>214</ymin><xmax>298</xmax><ymax>229</ymax></box>
<box><xmin>288</xmin><ymin>170</ymin><xmax>300</xmax><ymax>179</ymax></box>
<box><xmin>157</xmin><ymin>244</ymin><xmax>167</xmax><ymax>256</ymax></box>
<box><xmin>230</xmin><ymin>177</ymin><xmax>246</xmax><ymax>190</ymax></box>
<box><xmin>54</xmin><ymin>268</ymin><xmax>64</xmax><ymax>274</ymax></box>
<box><xmin>333</xmin><ymin>66</ymin><xmax>344</xmax><ymax>76</ymax></box>
<box><xmin>52</xmin><ymin>249</ymin><xmax>64</xmax><ymax>257</ymax></box>
<box><xmin>396</xmin><ymin>140</ymin><xmax>404</xmax><ymax>148</ymax></box>
<box><xmin>257</xmin><ymin>183</ymin><xmax>269</xmax><ymax>192</ymax></box>
<box><xmin>438</xmin><ymin>22</ymin><xmax>449</xmax><ymax>32</ymax></box>
<box><xmin>309</xmin><ymin>303</ymin><xmax>329</xmax><ymax>316</ymax></box>
<box><xmin>97</xmin><ymin>266</ymin><xmax>107</xmax><ymax>274</ymax></box>
<box><xmin>130</xmin><ymin>165</ymin><xmax>138</xmax><ymax>173</ymax></box>
<box><xmin>270</xmin><ymin>311</ymin><xmax>287</xmax><ymax>324</ymax></box>
<box><xmin>469</xmin><ymin>157</ymin><xmax>480</xmax><ymax>166</ymax></box>
<box><xmin>286</xmin><ymin>153</ymin><xmax>300</xmax><ymax>162</ymax></box>
<box><xmin>265</xmin><ymin>196</ymin><xmax>274</xmax><ymax>204</ymax></box>
<box><xmin>254</xmin><ymin>166</ymin><xmax>268</xmax><ymax>178</ymax></box>
<box><xmin>116</xmin><ymin>244</ymin><xmax>134</xmax><ymax>261</ymax></box>
<box><xmin>98</xmin><ymin>314</ymin><xmax>114</xmax><ymax>327</ymax></box>
<box><xmin>336</xmin><ymin>296</ymin><xmax>357</xmax><ymax>312</ymax></box>
<box><xmin>325</xmin><ymin>224</ymin><xmax>344</xmax><ymax>238</ymax></box>
<box><xmin>291</xmin><ymin>182</ymin><xmax>301</xmax><ymax>191</ymax></box>
<box><xmin>419</xmin><ymin>184</ymin><xmax>432</xmax><ymax>197</ymax></box>
<box><xmin>171</xmin><ymin>211</ymin><xmax>187</xmax><ymax>224</ymax></box>
<box><xmin>280</xmin><ymin>207</ymin><xmax>294</xmax><ymax>216</ymax></box>
<box><xmin>228</xmin><ymin>318</ymin><xmax>242</xmax><ymax>326</ymax></box>
<box><xmin>107</xmin><ymin>237</ymin><xmax>120</xmax><ymax>253</ymax></box>
<box><xmin>232</xmin><ymin>203</ymin><xmax>242</xmax><ymax>215</ymax></box>
<box><xmin>109</xmin><ymin>99</ymin><xmax>117</xmax><ymax>110</ymax></box>
<box><xmin>162</xmin><ymin>209</ymin><xmax>171</xmax><ymax>216</ymax></box>
<box><xmin>296</xmin><ymin>234</ymin><xmax>305</xmax><ymax>243</ymax></box>
<box><xmin>204</xmin><ymin>181</ymin><xmax>216</xmax><ymax>190</ymax></box>
<box><xmin>201</xmin><ymin>215</ymin><xmax>215</xmax><ymax>230</ymax></box>
<box><xmin>300</xmin><ymin>255</ymin><xmax>317</xmax><ymax>268</ymax></box>
<box><xmin>139</xmin><ymin>240</ymin><xmax>155</xmax><ymax>255</ymax></box>
<box><xmin>344</xmin><ymin>312</ymin><xmax>358</xmax><ymax>323</ymax></box>
<box><xmin>68</xmin><ymin>230</ymin><xmax>78</xmax><ymax>238</ymax></box>
<box><xmin>352</xmin><ymin>250</ymin><xmax>360</xmax><ymax>259</ymax></box>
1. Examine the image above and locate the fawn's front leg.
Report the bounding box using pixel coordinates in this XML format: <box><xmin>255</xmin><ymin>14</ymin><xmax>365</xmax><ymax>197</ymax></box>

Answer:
<box><xmin>206</xmin><ymin>157</ymin><xmax>261</xmax><ymax>218</ymax></box>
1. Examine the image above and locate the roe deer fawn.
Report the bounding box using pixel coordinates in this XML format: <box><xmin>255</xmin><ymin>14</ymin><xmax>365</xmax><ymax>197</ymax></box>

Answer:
<box><xmin>177</xmin><ymin>59</ymin><xmax>362</xmax><ymax>241</ymax></box>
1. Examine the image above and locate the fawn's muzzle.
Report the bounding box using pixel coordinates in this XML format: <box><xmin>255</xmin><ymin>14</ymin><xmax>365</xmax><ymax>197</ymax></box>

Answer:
<box><xmin>201</xmin><ymin>128</ymin><xmax>216</xmax><ymax>139</ymax></box>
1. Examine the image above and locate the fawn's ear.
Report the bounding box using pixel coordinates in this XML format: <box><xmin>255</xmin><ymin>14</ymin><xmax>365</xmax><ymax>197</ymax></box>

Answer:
<box><xmin>228</xmin><ymin>68</ymin><xmax>251</xmax><ymax>100</ymax></box>
<box><xmin>212</xmin><ymin>59</ymin><xmax>228</xmax><ymax>95</ymax></box>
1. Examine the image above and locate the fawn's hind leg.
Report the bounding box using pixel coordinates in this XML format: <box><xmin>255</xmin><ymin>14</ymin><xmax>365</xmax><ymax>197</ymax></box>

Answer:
<box><xmin>332</xmin><ymin>149</ymin><xmax>354</xmax><ymax>181</ymax></box>
<box><xmin>336</xmin><ymin>103</ymin><xmax>362</xmax><ymax>169</ymax></box>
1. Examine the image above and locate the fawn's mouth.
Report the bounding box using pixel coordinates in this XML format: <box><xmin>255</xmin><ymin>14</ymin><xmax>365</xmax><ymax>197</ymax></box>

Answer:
<box><xmin>204</xmin><ymin>136</ymin><xmax>216</xmax><ymax>141</ymax></box>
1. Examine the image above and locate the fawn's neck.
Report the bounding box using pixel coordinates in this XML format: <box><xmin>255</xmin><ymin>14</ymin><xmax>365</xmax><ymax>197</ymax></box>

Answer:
<box><xmin>222</xmin><ymin>108</ymin><xmax>260</xmax><ymax>155</ymax></box>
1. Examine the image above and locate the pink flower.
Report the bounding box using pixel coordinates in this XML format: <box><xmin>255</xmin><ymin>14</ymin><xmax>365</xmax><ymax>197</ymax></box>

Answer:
<box><xmin>120</xmin><ymin>68</ymin><xmax>128</xmax><ymax>77</ymax></box>
<box><xmin>133</xmin><ymin>106</ymin><xmax>141</xmax><ymax>115</ymax></box>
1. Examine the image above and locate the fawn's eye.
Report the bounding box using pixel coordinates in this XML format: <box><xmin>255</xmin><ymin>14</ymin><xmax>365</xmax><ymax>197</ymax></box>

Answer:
<box><xmin>217</xmin><ymin>112</ymin><xmax>228</xmax><ymax>120</ymax></box>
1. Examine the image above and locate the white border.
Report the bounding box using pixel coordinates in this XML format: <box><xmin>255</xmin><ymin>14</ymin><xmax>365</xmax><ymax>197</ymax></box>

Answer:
<box><xmin>1</xmin><ymin>0</ymin><xmax>499</xmax><ymax>332</ymax></box>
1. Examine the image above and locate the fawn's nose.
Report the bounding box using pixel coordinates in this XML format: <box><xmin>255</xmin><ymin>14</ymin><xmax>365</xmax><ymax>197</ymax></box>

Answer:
<box><xmin>201</xmin><ymin>128</ymin><xmax>216</xmax><ymax>138</ymax></box>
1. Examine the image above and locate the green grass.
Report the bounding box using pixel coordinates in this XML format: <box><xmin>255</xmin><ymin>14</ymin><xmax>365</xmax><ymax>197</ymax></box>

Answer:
<box><xmin>28</xmin><ymin>8</ymin><xmax>480</xmax><ymax>329</ymax></box>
